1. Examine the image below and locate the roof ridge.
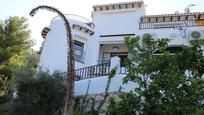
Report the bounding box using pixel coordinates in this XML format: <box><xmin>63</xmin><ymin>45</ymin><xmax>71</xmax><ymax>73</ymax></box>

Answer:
<box><xmin>93</xmin><ymin>1</ymin><xmax>143</xmax><ymax>8</ymax></box>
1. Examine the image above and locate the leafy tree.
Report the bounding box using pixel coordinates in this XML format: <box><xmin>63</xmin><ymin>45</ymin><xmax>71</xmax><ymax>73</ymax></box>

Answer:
<box><xmin>0</xmin><ymin>16</ymin><xmax>31</xmax><ymax>101</ymax></box>
<box><xmin>107</xmin><ymin>35</ymin><xmax>204</xmax><ymax>115</ymax></box>
<box><xmin>13</xmin><ymin>71</ymin><xmax>66</xmax><ymax>115</ymax></box>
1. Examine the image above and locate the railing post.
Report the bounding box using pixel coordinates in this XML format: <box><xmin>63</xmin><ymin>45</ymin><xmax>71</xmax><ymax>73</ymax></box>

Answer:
<box><xmin>110</xmin><ymin>56</ymin><xmax>121</xmax><ymax>74</ymax></box>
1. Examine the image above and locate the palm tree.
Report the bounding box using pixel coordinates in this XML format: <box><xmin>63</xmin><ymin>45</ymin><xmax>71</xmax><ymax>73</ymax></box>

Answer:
<box><xmin>30</xmin><ymin>5</ymin><xmax>75</xmax><ymax>115</ymax></box>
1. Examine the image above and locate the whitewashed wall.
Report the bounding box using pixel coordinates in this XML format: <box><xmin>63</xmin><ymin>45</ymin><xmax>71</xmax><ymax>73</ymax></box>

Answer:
<box><xmin>38</xmin><ymin>19</ymin><xmax>93</xmax><ymax>73</ymax></box>
<box><xmin>85</xmin><ymin>7</ymin><xmax>145</xmax><ymax>66</ymax></box>
<box><xmin>74</xmin><ymin>74</ymin><xmax>137</xmax><ymax>96</ymax></box>
<box><xmin>93</xmin><ymin>8</ymin><xmax>145</xmax><ymax>35</ymax></box>
<box><xmin>138</xmin><ymin>26</ymin><xmax>204</xmax><ymax>45</ymax></box>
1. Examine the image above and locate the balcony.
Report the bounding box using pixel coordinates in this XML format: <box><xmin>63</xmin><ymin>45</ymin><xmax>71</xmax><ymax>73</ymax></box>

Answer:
<box><xmin>59</xmin><ymin>56</ymin><xmax>127</xmax><ymax>82</ymax></box>
<box><xmin>139</xmin><ymin>20</ymin><xmax>203</xmax><ymax>29</ymax></box>
<box><xmin>139</xmin><ymin>12</ymin><xmax>204</xmax><ymax>29</ymax></box>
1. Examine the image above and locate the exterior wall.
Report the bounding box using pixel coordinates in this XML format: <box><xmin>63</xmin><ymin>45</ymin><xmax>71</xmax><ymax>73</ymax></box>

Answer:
<box><xmin>87</xmin><ymin>7</ymin><xmax>145</xmax><ymax>66</ymax></box>
<box><xmin>93</xmin><ymin>8</ymin><xmax>145</xmax><ymax>35</ymax></box>
<box><xmin>139</xmin><ymin>26</ymin><xmax>204</xmax><ymax>45</ymax></box>
<box><xmin>74</xmin><ymin>74</ymin><xmax>137</xmax><ymax>96</ymax></box>
<box><xmin>38</xmin><ymin>20</ymin><xmax>67</xmax><ymax>72</ymax></box>
<box><xmin>93</xmin><ymin>8</ymin><xmax>145</xmax><ymax>45</ymax></box>
<box><xmin>85</xmin><ymin>35</ymin><xmax>100</xmax><ymax>66</ymax></box>
<box><xmin>38</xmin><ymin>19</ymin><xmax>92</xmax><ymax>73</ymax></box>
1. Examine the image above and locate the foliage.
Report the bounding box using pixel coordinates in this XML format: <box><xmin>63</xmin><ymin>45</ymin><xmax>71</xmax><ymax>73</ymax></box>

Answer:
<box><xmin>0</xmin><ymin>16</ymin><xmax>30</xmax><ymax>71</ymax></box>
<box><xmin>0</xmin><ymin>101</ymin><xmax>13</xmax><ymax>115</ymax></box>
<box><xmin>106</xmin><ymin>92</ymin><xmax>140</xmax><ymax>115</ymax></box>
<box><xmin>0</xmin><ymin>54</ymin><xmax>39</xmax><ymax>115</ymax></box>
<box><xmin>97</xmin><ymin>68</ymin><xmax>116</xmax><ymax>112</ymax></box>
<box><xmin>107</xmin><ymin>35</ymin><xmax>204</xmax><ymax>115</ymax></box>
<box><xmin>12</xmin><ymin>51</ymin><xmax>39</xmax><ymax>81</ymax></box>
<box><xmin>13</xmin><ymin>71</ymin><xmax>66</xmax><ymax>115</ymax></box>
<box><xmin>0</xmin><ymin>16</ymin><xmax>31</xmax><ymax>102</ymax></box>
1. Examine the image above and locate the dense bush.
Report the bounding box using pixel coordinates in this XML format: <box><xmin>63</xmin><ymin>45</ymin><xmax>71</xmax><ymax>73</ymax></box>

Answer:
<box><xmin>106</xmin><ymin>92</ymin><xmax>140</xmax><ymax>115</ymax></box>
<box><xmin>0</xmin><ymin>101</ymin><xmax>13</xmax><ymax>115</ymax></box>
<box><xmin>13</xmin><ymin>71</ymin><xmax>66</xmax><ymax>115</ymax></box>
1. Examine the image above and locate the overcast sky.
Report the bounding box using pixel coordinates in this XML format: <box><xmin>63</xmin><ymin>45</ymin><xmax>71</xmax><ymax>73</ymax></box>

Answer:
<box><xmin>0</xmin><ymin>0</ymin><xmax>203</xmax><ymax>50</ymax></box>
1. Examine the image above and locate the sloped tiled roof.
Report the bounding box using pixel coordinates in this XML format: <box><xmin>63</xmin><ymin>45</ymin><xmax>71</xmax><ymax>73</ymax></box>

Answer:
<box><xmin>72</xmin><ymin>24</ymin><xmax>94</xmax><ymax>35</ymax></box>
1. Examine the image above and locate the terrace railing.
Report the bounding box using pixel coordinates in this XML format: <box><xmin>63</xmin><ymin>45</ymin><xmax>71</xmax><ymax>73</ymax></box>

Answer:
<box><xmin>75</xmin><ymin>62</ymin><xmax>110</xmax><ymax>80</ymax></box>
<box><xmin>139</xmin><ymin>20</ymin><xmax>203</xmax><ymax>29</ymax></box>
<box><xmin>60</xmin><ymin>56</ymin><xmax>128</xmax><ymax>81</ymax></box>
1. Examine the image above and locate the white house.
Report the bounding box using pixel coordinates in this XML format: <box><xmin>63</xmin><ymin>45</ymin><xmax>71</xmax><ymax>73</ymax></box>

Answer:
<box><xmin>38</xmin><ymin>1</ymin><xmax>204</xmax><ymax>95</ymax></box>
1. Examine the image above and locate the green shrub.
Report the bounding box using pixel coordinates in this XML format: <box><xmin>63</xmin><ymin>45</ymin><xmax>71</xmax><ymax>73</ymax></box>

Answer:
<box><xmin>13</xmin><ymin>71</ymin><xmax>66</xmax><ymax>115</ymax></box>
<box><xmin>0</xmin><ymin>101</ymin><xmax>13</xmax><ymax>115</ymax></box>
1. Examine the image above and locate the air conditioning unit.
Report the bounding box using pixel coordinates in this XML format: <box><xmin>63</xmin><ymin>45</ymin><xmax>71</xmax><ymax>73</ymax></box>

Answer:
<box><xmin>189</xmin><ymin>30</ymin><xmax>204</xmax><ymax>40</ymax></box>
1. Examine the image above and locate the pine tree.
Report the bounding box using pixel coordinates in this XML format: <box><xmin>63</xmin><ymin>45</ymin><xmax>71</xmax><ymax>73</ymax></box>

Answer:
<box><xmin>0</xmin><ymin>16</ymin><xmax>31</xmax><ymax>103</ymax></box>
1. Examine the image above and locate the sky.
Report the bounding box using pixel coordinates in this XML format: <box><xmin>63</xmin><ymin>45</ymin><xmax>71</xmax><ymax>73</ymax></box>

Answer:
<box><xmin>0</xmin><ymin>0</ymin><xmax>204</xmax><ymax>50</ymax></box>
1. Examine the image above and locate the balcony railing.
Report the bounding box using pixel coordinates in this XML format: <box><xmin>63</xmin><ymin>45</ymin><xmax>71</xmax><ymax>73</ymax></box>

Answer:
<box><xmin>139</xmin><ymin>20</ymin><xmax>204</xmax><ymax>29</ymax></box>
<box><xmin>60</xmin><ymin>57</ymin><xmax>128</xmax><ymax>81</ymax></box>
<box><xmin>75</xmin><ymin>62</ymin><xmax>110</xmax><ymax>80</ymax></box>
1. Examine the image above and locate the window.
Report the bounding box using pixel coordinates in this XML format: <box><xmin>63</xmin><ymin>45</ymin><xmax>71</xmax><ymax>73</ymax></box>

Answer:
<box><xmin>74</xmin><ymin>40</ymin><xmax>84</xmax><ymax>62</ymax></box>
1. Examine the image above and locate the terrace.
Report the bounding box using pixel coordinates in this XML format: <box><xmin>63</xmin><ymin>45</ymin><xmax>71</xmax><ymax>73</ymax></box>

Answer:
<box><xmin>139</xmin><ymin>12</ymin><xmax>204</xmax><ymax>29</ymax></box>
